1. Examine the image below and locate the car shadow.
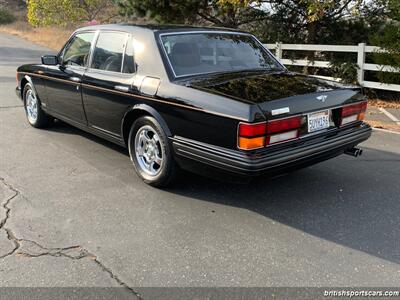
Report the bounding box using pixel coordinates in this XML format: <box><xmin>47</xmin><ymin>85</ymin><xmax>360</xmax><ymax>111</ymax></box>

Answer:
<box><xmin>165</xmin><ymin>146</ymin><xmax>400</xmax><ymax>266</ymax></box>
<box><xmin>44</xmin><ymin>119</ymin><xmax>129</xmax><ymax>155</ymax></box>
<box><xmin>44</xmin><ymin>120</ymin><xmax>400</xmax><ymax>265</ymax></box>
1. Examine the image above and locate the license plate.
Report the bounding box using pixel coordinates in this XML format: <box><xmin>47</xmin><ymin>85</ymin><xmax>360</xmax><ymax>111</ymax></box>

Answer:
<box><xmin>307</xmin><ymin>110</ymin><xmax>330</xmax><ymax>133</ymax></box>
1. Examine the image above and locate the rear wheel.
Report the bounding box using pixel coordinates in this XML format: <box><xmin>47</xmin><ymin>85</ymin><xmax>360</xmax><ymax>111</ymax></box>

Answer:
<box><xmin>128</xmin><ymin>116</ymin><xmax>178</xmax><ymax>187</ymax></box>
<box><xmin>23</xmin><ymin>83</ymin><xmax>53</xmax><ymax>128</ymax></box>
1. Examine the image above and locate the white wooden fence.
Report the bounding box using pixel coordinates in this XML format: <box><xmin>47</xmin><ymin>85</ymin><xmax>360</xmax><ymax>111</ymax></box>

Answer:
<box><xmin>264</xmin><ymin>43</ymin><xmax>400</xmax><ymax>92</ymax></box>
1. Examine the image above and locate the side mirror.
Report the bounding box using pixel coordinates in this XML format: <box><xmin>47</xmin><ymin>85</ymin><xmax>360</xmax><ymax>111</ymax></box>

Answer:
<box><xmin>41</xmin><ymin>55</ymin><xmax>58</xmax><ymax>66</ymax></box>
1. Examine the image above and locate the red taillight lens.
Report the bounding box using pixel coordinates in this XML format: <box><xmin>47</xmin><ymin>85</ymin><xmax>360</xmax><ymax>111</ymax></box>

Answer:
<box><xmin>342</xmin><ymin>102</ymin><xmax>367</xmax><ymax>117</ymax></box>
<box><xmin>266</xmin><ymin>116</ymin><xmax>302</xmax><ymax>135</ymax></box>
<box><xmin>238</xmin><ymin>122</ymin><xmax>266</xmax><ymax>137</ymax></box>
<box><xmin>341</xmin><ymin>101</ymin><xmax>367</xmax><ymax>126</ymax></box>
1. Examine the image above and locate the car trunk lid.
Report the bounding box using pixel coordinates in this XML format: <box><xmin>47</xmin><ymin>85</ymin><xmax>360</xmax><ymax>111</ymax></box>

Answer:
<box><xmin>186</xmin><ymin>70</ymin><xmax>366</xmax><ymax>150</ymax></box>
<box><xmin>186</xmin><ymin>70</ymin><xmax>364</xmax><ymax>117</ymax></box>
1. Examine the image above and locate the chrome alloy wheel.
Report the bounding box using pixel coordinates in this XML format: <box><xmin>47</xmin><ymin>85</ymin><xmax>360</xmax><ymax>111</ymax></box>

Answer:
<box><xmin>26</xmin><ymin>89</ymin><xmax>38</xmax><ymax>124</ymax></box>
<box><xmin>134</xmin><ymin>125</ymin><xmax>164</xmax><ymax>176</ymax></box>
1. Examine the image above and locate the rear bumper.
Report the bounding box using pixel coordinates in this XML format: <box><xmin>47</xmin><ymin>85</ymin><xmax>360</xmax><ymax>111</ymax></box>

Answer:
<box><xmin>171</xmin><ymin>124</ymin><xmax>372</xmax><ymax>177</ymax></box>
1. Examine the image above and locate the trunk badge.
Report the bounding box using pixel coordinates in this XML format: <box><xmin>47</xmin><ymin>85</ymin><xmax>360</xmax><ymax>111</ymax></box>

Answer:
<box><xmin>316</xmin><ymin>95</ymin><xmax>328</xmax><ymax>102</ymax></box>
<box><xmin>271</xmin><ymin>107</ymin><xmax>290</xmax><ymax>116</ymax></box>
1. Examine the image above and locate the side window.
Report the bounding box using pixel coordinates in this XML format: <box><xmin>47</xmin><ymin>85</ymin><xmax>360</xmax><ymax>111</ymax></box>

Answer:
<box><xmin>123</xmin><ymin>38</ymin><xmax>135</xmax><ymax>74</ymax></box>
<box><xmin>91</xmin><ymin>32</ymin><xmax>127</xmax><ymax>73</ymax></box>
<box><xmin>62</xmin><ymin>32</ymin><xmax>95</xmax><ymax>67</ymax></box>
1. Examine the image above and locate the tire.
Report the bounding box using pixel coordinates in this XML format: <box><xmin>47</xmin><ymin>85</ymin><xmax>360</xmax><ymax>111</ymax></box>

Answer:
<box><xmin>23</xmin><ymin>83</ymin><xmax>53</xmax><ymax>128</ymax></box>
<box><xmin>128</xmin><ymin>116</ymin><xmax>178</xmax><ymax>187</ymax></box>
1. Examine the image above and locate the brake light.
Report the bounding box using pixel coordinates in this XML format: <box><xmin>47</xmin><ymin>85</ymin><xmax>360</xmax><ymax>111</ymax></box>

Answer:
<box><xmin>340</xmin><ymin>101</ymin><xmax>367</xmax><ymax>126</ymax></box>
<box><xmin>237</xmin><ymin>122</ymin><xmax>266</xmax><ymax>150</ymax></box>
<box><xmin>237</xmin><ymin>116</ymin><xmax>302</xmax><ymax>150</ymax></box>
<box><xmin>266</xmin><ymin>116</ymin><xmax>301</xmax><ymax>145</ymax></box>
<box><xmin>238</xmin><ymin>122</ymin><xmax>267</xmax><ymax>137</ymax></box>
<box><xmin>266</xmin><ymin>116</ymin><xmax>301</xmax><ymax>134</ymax></box>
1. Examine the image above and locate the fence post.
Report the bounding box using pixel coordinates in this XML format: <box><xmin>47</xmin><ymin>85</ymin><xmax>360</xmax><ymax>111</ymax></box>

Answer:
<box><xmin>275</xmin><ymin>42</ymin><xmax>282</xmax><ymax>62</ymax></box>
<box><xmin>357</xmin><ymin>43</ymin><xmax>366</xmax><ymax>85</ymax></box>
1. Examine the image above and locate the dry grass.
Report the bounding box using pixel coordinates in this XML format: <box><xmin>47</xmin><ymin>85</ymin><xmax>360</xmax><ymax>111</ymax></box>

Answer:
<box><xmin>368</xmin><ymin>98</ymin><xmax>400</xmax><ymax>109</ymax></box>
<box><xmin>0</xmin><ymin>21</ymin><xmax>73</xmax><ymax>50</ymax></box>
<box><xmin>366</xmin><ymin>120</ymin><xmax>400</xmax><ymax>132</ymax></box>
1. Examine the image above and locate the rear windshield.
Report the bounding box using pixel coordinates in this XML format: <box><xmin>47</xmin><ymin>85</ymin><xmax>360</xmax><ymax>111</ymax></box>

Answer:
<box><xmin>160</xmin><ymin>32</ymin><xmax>283</xmax><ymax>77</ymax></box>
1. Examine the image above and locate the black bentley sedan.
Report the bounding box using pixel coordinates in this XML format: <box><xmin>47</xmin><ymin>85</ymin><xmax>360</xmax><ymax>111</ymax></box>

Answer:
<box><xmin>16</xmin><ymin>24</ymin><xmax>371</xmax><ymax>187</ymax></box>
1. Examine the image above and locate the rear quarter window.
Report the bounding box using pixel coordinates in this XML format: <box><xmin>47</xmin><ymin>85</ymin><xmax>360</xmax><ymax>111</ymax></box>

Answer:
<box><xmin>91</xmin><ymin>32</ymin><xmax>128</xmax><ymax>73</ymax></box>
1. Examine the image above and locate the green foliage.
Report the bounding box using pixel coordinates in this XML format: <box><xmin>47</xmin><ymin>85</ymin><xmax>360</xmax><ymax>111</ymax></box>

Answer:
<box><xmin>329</xmin><ymin>60</ymin><xmax>359</xmax><ymax>84</ymax></box>
<box><xmin>27</xmin><ymin>0</ymin><xmax>114</xmax><ymax>26</ymax></box>
<box><xmin>116</xmin><ymin>0</ymin><xmax>383</xmax><ymax>49</ymax></box>
<box><xmin>115</xmin><ymin>0</ymin><xmax>267</xmax><ymax>28</ymax></box>
<box><xmin>252</xmin><ymin>0</ymin><xmax>383</xmax><ymax>44</ymax></box>
<box><xmin>28</xmin><ymin>0</ymin><xmax>79</xmax><ymax>26</ymax></box>
<box><xmin>369</xmin><ymin>0</ymin><xmax>400</xmax><ymax>84</ymax></box>
<box><xmin>0</xmin><ymin>6</ymin><xmax>16</xmax><ymax>24</ymax></box>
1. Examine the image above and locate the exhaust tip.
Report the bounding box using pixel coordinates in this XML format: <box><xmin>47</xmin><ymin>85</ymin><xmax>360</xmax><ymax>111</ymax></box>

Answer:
<box><xmin>345</xmin><ymin>147</ymin><xmax>363</xmax><ymax>157</ymax></box>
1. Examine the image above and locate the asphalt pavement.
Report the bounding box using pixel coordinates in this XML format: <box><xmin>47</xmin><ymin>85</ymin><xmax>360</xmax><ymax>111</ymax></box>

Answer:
<box><xmin>0</xmin><ymin>33</ymin><xmax>400</xmax><ymax>298</ymax></box>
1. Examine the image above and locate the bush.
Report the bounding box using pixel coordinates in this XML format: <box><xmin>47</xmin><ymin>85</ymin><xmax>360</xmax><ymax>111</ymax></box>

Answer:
<box><xmin>329</xmin><ymin>60</ymin><xmax>359</xmax><ymax>84</ymax></box>
<box><xmin>27</xmin><ymin>0</ymin><xmax>115</xmax><ymax>26</ymax></box>
<box><xmin>369</xmin><ymin>0</ymin><xmax>400</xmax><ymax>85</ymax></box>
<box><xmin>0</xmin><ymin>7</ymin><xmax>16</xmax><ymax>24</ymax></box>
<box><xmin>27</xmin><ymin>0</ymin><xmax>80</xmax><ymax>26</ymax></box>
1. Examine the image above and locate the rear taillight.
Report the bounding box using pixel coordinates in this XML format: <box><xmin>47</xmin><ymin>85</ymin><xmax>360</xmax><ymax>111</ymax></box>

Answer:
<box><xmin>266</xmin><ymin>116</ymin><xmax>301</xmax><ymax>145</ymax></box>
<box><xmin>237</xmin><ymin>116</ymin><xmax>302</xmax><ymax>150</ymax></box>
<box><xmin>237</xmin><ymin>122</ymin><xmax>266</xmax><ymax>150</ymax></box>
<box><xmin>238</xmin><ymin>123</ymin><xmax>267</xmax><ymax>137</ymax></box>
<box><xmin>340</xmin><ymin>101</ymin><xmax>367</xmax><ymax>126</ymax></box>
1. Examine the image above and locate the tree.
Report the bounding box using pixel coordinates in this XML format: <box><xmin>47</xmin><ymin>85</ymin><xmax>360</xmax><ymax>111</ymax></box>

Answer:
<box><xmin>0</xmin><ymin>6</ymin><xmax>15</xmax><ymax>25</ymax></box>
<box><xmin>116</xmin><ymin>0</ymin><xmax>367</xmax><ymax>41</ymax></box>
<box><xmin>28</xmin><ymin>0</ymin><xmax>78</xmax><ymax>26</ymax></box>
<box><xmin>370</xmin><ymin>0</ymin><xmax>400</xmax><ymax>84</ymax></box>
<box><xmin>27</xmin><ymin>0</ymin><xmax>115</xmax><ymax>26</ymax></box>
<box><xmin>115</xmin><ymin>0</ymin><xmax>268</xmax><ymax>28</ymax></box>
<box><xmin>247</xmin><ymin>0</ymin><xmax>376</xmax><ymax>44</ymax></box>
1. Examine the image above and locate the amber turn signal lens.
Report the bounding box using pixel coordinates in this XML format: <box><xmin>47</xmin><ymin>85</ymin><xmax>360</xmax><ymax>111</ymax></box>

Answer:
<box><xmin>358</xmin><ymin>111</ymin><xmax>366</xmax><ymax>121</ymax></box>
<box><xmin>238</xmin><ymin>136</ymin><xmax>265</xmax><ymax>150</ymax></box>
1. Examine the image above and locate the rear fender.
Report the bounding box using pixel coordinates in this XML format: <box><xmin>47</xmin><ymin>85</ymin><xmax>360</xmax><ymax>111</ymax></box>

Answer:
<box><xmin>121</xmin><ymin>104</ymin><xmax>172</xmax><ymax>145</ymax></box>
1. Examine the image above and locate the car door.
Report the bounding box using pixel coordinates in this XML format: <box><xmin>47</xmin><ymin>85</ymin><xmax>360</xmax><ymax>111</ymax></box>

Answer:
<box><xmin>44</xmin><ymin>31</ymin><xmax>96</xmax><ymax>124</ymax></box>
<box><xmin>82</xmin><ymin>31</ymin><xmax>136</xmax><ymax>138</ymax></box>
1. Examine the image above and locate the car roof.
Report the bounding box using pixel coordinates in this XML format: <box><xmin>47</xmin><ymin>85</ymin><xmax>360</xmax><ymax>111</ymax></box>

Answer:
<box><xmin>76</xmin><ymin>23</ymin><xmax>250</xmax><ymax>35</ymax></box>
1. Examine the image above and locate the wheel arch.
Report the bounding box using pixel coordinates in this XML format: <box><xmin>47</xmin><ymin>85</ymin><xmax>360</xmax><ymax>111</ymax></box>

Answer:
<box><xmin>121</xmin><ymin>104</ymin><xmax>172</xmax><ymax>146</ymax></box>
<box><xmin>20</xmin><ymin>77</ymin><xmax>29</xmax><ymax>99</ymax></box>
<box><xmin>20</xmin><ymin>76</ymin><xmax>37</xmax><ymax>101</ymax></box>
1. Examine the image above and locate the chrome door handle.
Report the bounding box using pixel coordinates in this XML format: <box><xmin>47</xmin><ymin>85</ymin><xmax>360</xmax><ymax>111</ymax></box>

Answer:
<box><xmin>115</xmin><ymin>85</ymin><xmax>129</xmax><ymax>92</ymax></box>
<box><xmin>70</xmin><ymin>77</ymin><xmax>81</xmax><ymax>83</ymax></box>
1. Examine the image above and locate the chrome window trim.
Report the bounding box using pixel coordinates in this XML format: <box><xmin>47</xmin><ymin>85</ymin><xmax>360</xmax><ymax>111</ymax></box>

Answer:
<box><xmin>87</xmin><ymin>31</ymin><xmax>132</xmax><ymax>75</ymax></box>
<box><xmin>158</xmin><ymin>31</ymin><xmax>285</xmax><ymax>79</ymax></box>
<box><xmin>87</xmin><ymin>30</ymin><xmax>100</xmax><ymax>70</ymax></box>
<box><xmin>120</xmin><ymin>34</ymin><xmax>129</xmax><ymax>73</ymax></box>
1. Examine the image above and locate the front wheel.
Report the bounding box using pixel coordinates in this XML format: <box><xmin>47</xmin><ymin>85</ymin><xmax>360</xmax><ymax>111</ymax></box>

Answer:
<box><xmin>128</xmin><ymin>116</ymin><xmax>178</xmax><ymax>187</ymax></box>
<box><xmin>23</xmin><ymin>83</ymin><xmax>53</xmax><ymax>128</ymax></box>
